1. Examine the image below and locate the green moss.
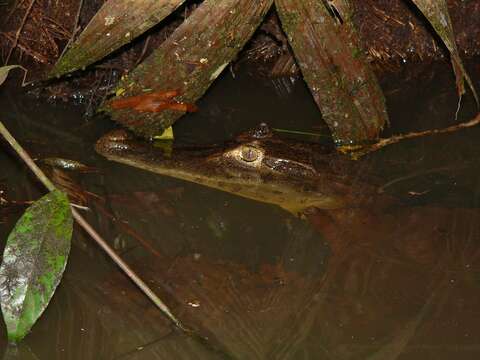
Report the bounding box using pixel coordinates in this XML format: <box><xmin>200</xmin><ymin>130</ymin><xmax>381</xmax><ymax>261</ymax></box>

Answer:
<box><xmin>15</xmin><ymin>212</ymin><xmax>33</xmax><ymax>234</ymax></box>
<box><xmin>351</xmin><ymin>46</ymin><xmax>362</xmax><ymax>59</ymax></box>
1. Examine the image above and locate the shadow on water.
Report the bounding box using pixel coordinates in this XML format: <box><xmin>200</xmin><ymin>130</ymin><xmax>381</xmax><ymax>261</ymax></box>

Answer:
<box><xmin>1</xmin><ymin>61</ymin><xmax>480</xmax><ymax>359</ymax></box>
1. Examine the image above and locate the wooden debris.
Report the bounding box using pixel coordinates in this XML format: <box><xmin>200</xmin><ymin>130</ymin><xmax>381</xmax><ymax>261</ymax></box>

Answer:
<box><xmin>275</xmin><ymin>0</ymin><xmax>388</xmax><ymax>146</ymax></box>
<box><xmin>49</xmin><ymin>0</ymin><xmax>186</xmax><ymax>78</ymax></box>
<box><xmin>349</xmin><ymin>112</ymin><xmax>480</xmax><ymax>158</ymax></box>
<box><xmin>104</xmin><ymin>0</ymin><xmax>274</xmax><ymax>138</ymax></box>
<box><xmin>0</xmin><ymin>0</ymin><xmax>78</xmax><ymax>79</ymax></box>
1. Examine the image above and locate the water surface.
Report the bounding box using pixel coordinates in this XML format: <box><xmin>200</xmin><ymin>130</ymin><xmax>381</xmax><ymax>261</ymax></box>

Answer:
<box><xmin>0</xmin><ymin>62</ymin><xmax>480</xmax><ymax>359</ymax></box>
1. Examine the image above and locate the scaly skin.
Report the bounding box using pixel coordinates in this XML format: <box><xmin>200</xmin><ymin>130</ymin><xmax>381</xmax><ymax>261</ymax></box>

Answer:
<box><xmin>95</xmin><ymin>124</ymin><xmax>383</xmax><ymax>215</ymax></box>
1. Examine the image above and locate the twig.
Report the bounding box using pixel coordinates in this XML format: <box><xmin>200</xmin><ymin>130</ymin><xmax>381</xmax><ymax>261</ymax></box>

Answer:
<box><xmin>377</xmin><ymin>164</ymin><xmax>467</xmax><ymax>194</ymax></box>
<box><xmin>133</xmin><ymin>34</ymin><xmax>151</xmax><ymax>68</ymax></box>
<box><xmin>351</xmin><ymin>112</ymin><xmax>480</xmax><ymax>158</ymax></box>
<box><xmin>2</xmin><ymin>0</ymin><xmax>27</xmax><ymax>26</ymax></box>
<box><xmin>1</xmin><ymin>32</ymin><xmax>49</xmax><ymax>64</ymax></box>
<box><xmin>58</xmin><ymin>0</ymin><xmax>84</xmax><ymax>60</ymax></box>
<box><xmin>5</xmin><ymin>0</ymin><xmax>36</xmax><ymax>65</ymax></box>
<box><xmin>70</xmin><ymin>208</ymin><xmax>186</xmax><ymax>331</ymax></box>
<box><xmin>0</xmin><ymin>120</ymin><xmax>186</xmax><ymax>331</ymax></box>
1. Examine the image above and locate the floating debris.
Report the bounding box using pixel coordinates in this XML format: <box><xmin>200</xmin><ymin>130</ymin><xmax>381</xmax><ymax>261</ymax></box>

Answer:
<box><xmin>42</xmin><ymin>157</ymin><xmax>97</xmax><ymax>173</ymax></box>
<box><xmin>103</xmin><ymin>0</ymin><xmax>274</xmax><ymax>138</ymax></box>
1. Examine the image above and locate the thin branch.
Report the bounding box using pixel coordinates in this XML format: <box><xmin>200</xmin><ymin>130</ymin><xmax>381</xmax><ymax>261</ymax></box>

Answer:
<box><xmin>0</xmin><ymin>121</ymin><xmax>55</xmax><ymax>191</ymax></box>
<box><xmin>350</xmin><ymin>112</ymin><xmax>480</xmax><ymax>158</ymax></box>
<box><xmin>133</xmin><ymin>34</ymin><xmax>151</xmax><ymax>68</ymax></box>
<box><xmin>5</xmin><ymin>0</ymin><xmax>36</xmax><ymax>65</ymax></box>
<box><xmin>2</xmin><ymin>0</ymin><xmax>27</xmax><ymax>27</ymax></box>
<box><xmin>0</xmin><ymin>120</ymin><xmax>186</xmax><ymax>331</ymax></box>
<box><xmin>58</xmin><ymin>0</ymin><xmax>84</xmax><ymax>60</ymax></box>
<box><xmin>70</xmin><ymin>207</ymin><xmax>186</xmax><ymax>330</ymax></box>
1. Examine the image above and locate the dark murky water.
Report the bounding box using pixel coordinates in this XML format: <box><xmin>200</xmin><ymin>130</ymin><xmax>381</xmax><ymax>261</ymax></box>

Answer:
<box><xmin>1</xmin><ymin>62</ymin><xmax>480</xmax><ymax>359</ymax></box>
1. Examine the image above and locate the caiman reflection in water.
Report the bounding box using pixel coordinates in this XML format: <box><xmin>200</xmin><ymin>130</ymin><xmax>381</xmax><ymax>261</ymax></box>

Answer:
<box><xmin>95</xmin><ymin>123</ymin><xmax>382</xmax><ymax>216</ymax></box>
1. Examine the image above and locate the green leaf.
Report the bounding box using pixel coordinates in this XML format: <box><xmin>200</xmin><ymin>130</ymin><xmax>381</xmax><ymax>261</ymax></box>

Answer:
<box><xmin>153</xmin><ymin>126</ymin><xmax>174</xmax><ymax>140</ymax></box>
<box><xmin>0</xmin><ymin>65</ymin><xmax>22</xmax><ymax>87</ymax></box>
<box><xmin>0</xmin><ymin>190</ymin><xmax>73</xmax><ymax>342</ymax></box>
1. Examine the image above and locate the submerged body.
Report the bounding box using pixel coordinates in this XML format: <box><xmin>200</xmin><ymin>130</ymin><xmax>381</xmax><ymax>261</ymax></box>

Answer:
<box><xmin>95</xmin><ymin>124</ymin><xmax>382</xmax><ymax>215</ymax></box>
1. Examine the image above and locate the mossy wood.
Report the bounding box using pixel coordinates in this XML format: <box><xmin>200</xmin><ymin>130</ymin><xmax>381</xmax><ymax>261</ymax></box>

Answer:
<box><xmin>104</xmin><ymin>0</ymin><xmax>274</xmax><ymax>138</ymax></box>
<box><xmin>275</xmin><ymin>0</ymin><xmax>388</xmax><ymax>145</ymax></box>
<box><xmin>50</xmin><ymin>0</ymin><xmax>186</xmax><ymax>78</ymax></box>
<box><xmin>411</xmin><ymin>0</ymin><xmax>478</xmax><ymax>105</ymax></box>
<box><xmin>0</xmin><ymin>190</ymin><xmax>73</xmax><ymax>342</ymax></box>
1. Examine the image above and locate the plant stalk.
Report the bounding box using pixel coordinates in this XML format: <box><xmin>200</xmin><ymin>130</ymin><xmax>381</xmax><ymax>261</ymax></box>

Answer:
<box><xmin>0</xmin><ymin>120</ymin><xmax>186</xmax><ymax>331</ymax></box>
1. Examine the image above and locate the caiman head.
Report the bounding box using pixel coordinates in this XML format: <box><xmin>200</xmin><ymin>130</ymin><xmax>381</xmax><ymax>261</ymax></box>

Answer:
<box><xmin>95</xmin><ymin>124</ymin><xmax>377</xmax><ymax>215</ymax></box>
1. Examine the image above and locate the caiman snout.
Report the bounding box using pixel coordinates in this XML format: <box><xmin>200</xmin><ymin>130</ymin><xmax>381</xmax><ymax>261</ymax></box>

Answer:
<box><xmin>95</xmin><ymin>129</ymin><xmax>144</xmax><ymax>155</ymax></box>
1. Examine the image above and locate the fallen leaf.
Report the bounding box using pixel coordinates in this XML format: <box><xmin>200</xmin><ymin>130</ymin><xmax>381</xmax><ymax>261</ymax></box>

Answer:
<box><xmin>0</xmin><ymin>65</ymin><xmax>26</xmax><ymax>87</ymax></box>
<box><xmin>154</xmin><ymin>127</ymin><xmax>174</xmax><ymax>141</ymax></box>
<box><xmin>50</xmin><ymin>0</ymin><xmax>187</xmax><ymax>78</ymax></box>
<box><xmin>0</xmin><ymin>190</ymin><xmax>73</xmax><ymax>342</ymax></box>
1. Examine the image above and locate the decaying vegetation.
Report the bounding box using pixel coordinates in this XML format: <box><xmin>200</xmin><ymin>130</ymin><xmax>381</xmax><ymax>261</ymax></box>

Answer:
<box><xmin>276</xmin><ymin>0</ymin><xmax>388</xmax><ymax>145</ymax></box>
<box><xmin>102</xmin><ymin>0</ymin><xmax>274</xmax><ymax>138</ymax></box>
<box><xmin>1</xmin><ymin>0</ymin><xmax>479</xmax><ymax>146</ymax></box>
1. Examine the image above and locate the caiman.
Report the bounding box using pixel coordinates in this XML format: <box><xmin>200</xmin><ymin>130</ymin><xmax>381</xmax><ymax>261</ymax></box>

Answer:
<box><xmin>94</xmin><ymin>125</ymin><xmax>480</xmax><ymax>359</ymax></box>
<box><xmin>95</xmin><ymin>123</ymin><xmax>386</xmax><ymax>216</ymax></box>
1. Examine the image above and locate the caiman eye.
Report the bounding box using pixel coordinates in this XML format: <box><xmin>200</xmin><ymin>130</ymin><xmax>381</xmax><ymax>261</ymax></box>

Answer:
<box><xmin>240</xmin><ymin>145</ymin><xmax>259</xmax><ymax>162</ymax></box>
